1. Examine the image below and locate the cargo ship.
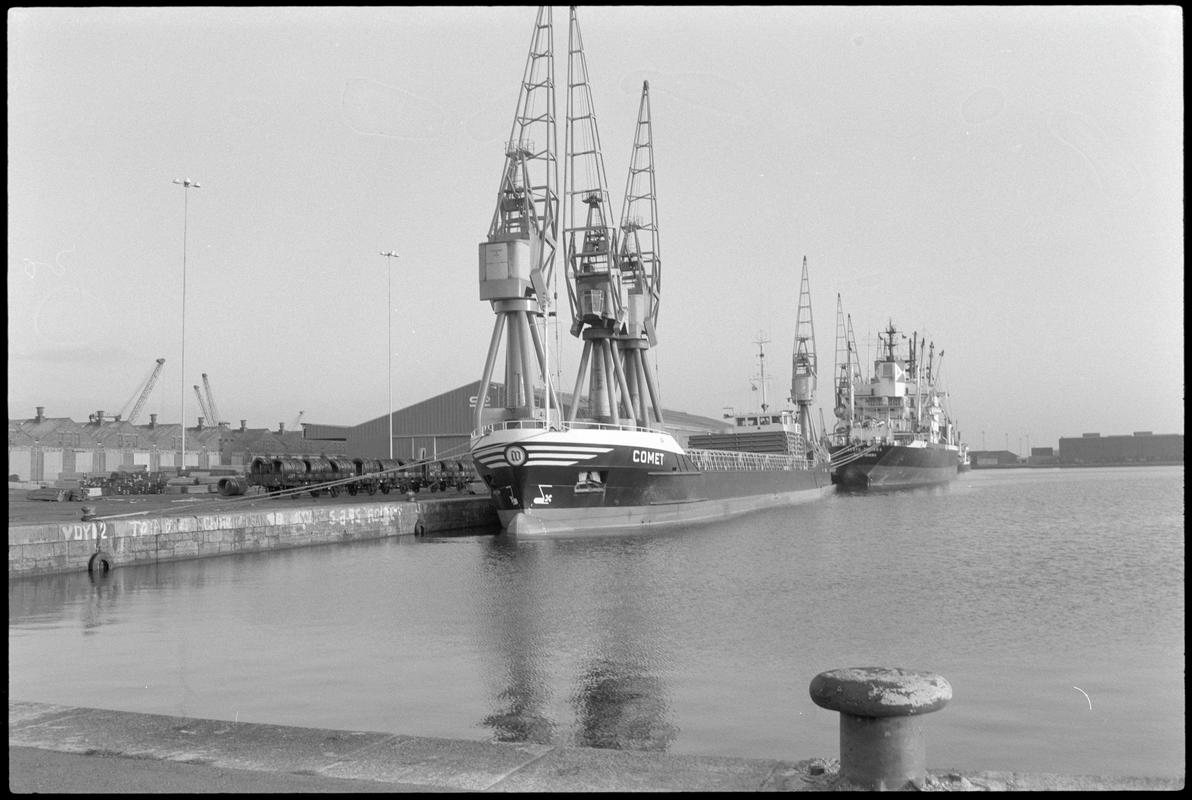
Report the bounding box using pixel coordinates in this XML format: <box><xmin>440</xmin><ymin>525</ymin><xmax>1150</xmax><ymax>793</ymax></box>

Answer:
<box><xmin>468</xmin><ymin>8</ymin><xmax>831</xmax><ymax>535</ymax></box>
<box><xmin>827</xmin><ymin>305</ymin><xmax>964</xmax><ymax>490</ymax></box>
<box><xmin>471</xmin><ymin>336</ymin><xmax>833</xmax><ymax>536</ymax></box>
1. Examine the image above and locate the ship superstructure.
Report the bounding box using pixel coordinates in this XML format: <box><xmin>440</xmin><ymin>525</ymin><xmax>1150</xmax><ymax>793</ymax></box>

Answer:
<box><xmin>470</xmin><ymin>7</ymin><xmax>831</xmax><ymax>535</ymax></box>
<box><xmin>828</xmin><ymin>302</ymin><xmax>963</xmax><ymax>489</ymax></box>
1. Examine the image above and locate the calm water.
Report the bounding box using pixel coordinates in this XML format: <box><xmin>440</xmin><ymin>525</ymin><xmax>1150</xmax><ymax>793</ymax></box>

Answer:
<box><xmin>9</xmin><ymin>467</ymin><xmax>1184</xmax><ymax>778</ymax></box>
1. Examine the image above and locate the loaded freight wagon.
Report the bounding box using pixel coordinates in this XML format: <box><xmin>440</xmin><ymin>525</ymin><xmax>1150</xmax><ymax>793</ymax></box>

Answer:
<box><xmin>238</xmin><ymin>455</ymin><xmax>482</xmax><ymax>498</ymax></box>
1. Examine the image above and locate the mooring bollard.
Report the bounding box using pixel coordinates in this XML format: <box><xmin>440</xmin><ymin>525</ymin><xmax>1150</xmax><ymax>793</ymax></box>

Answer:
<box><xmin>809</xmin><ymin>666</ymin><xmax>951</xmax><ymax>790</ymax></box>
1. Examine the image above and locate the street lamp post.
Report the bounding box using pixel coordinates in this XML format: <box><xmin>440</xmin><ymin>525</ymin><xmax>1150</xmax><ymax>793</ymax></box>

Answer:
<box><xmin>173</xmin><ymin>178</ymin><xmax>200</xmax><ymax>472</ymax></box>
<box><xmin>381</xmin><ymin>250</ymin><xmax>400</xmax><ymax>459</ymax></box>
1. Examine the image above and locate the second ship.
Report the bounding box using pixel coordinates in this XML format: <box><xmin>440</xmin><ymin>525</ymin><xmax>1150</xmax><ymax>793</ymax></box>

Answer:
<box><xmin>467</xmin><ymin>7</ymin><xmax>832</xmax><ymax>536</ymax></box>
<box><xmin>826</xmin><ymin>299</ymin><xmax>965</xmax><ymax>490</ymax></box>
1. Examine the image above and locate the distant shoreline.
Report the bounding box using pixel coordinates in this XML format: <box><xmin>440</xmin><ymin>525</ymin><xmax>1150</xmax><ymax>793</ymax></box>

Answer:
<box><xmin>970</xmin><ymin>461</ymin><xmax>1183</xmax><ymax>470</ymax></box>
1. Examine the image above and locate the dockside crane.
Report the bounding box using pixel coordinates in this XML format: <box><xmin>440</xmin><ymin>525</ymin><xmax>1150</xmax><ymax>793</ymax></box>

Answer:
<box><xmin>474</xmin><ymin>5</ymin><xmax>562</xmax><ymax>433</ymax></box>
<box><xmin>201</xmin><ymin>373</ymin><xmax>224</xmax><ymax>427</ymax></box>
<box><xmin>615</xmin><ymin>80</ymin><xmax>665</xmax><ymax>426</ymax></box>
<box><xmin>790</xmin><ymin>257</ymin><xmax>818</xmax><ymax>443</ymax></box>
<box><xmin>562</xmin><ymin>6</ymin><xmax>636</xmax><ymax>425</ymax></box>
<box><xmin>116</xmin><ymin>358</ymin><xmax>166</xmax><ymax>424</ymax></box>
<box><xmin>193</xmin><ymin>385</ymin><xmax>213</xmax><ymax>424</ymax></box>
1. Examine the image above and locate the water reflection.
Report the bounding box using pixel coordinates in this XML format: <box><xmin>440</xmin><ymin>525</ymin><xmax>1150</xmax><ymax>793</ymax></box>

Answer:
<box><xmin>81</xmin><ymin>569</ymin><xmax>119</xmax><ymax>633</ymax></box>
<box><xmin>477</xmin><ymin>534</ymin><xmax>678</xmax><ymax>751</ymax></box>
<box><xmin>573</xmin><ymin>658</ymin><xmax>676</xmax><ymax>751</ymax></box>
<box><xmin>478</xmin><ymin>536</ymin><xmax>556</xmax><ymax>744</ymax></box>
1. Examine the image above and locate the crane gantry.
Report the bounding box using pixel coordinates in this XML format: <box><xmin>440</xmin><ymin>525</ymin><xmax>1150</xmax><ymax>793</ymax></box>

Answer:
<box><xmin>791</xmin><ymin>257</ymin><xmax>818</xmax><ymax>439</ymax></box>
<box><xmin>562</xmin><ymin>7</ymin><xmax>662</xmax><ymax>427</ymax></box>
<box><xmin>473</xmin><ymin>6</ymin><xmax>667</xmax><ymax>433</ymax></box>
<box><xmin>474</xmin><ymin>5</ymin><xmax>561</xmax><ymax>433</ymax></box>
<box><xmin>614</xmin><ymin>80</ymin><xmax>664</xmax><ymax>426</ymax></box>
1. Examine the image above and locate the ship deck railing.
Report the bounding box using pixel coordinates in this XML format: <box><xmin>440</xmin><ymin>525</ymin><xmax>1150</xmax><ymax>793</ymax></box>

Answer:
<box><xmin>685</xmin><ymin>447</ymin><xmax>818</xmax><ymax>473</ymax></box>
<box><xmin>472</xmin><ymin>418</ymin><xmax>669</xmax><ymax>438</ymax></box>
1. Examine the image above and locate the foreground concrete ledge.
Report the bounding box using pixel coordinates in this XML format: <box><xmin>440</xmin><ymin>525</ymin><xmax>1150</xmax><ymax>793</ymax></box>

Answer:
<box><xmin>8</xmin><ymin>702</ymin><xmax>1183</xmax><ymax>792</ymax></box>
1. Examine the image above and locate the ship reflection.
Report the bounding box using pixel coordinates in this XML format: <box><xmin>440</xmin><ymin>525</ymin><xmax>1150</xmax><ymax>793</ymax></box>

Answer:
<box><xmin>572</xmin><ymin>657</ymin><xmax>677</xmax><ymax>751</ymax></box>
<box><xmin>477</xmin><ymin>535</ymin><xmax>677</xmax><ymax>752</ymax></box>
<box><xmin>477</xmin><ymin>537</ymin><xmax>556</xmax><ymax>744</ymax></box>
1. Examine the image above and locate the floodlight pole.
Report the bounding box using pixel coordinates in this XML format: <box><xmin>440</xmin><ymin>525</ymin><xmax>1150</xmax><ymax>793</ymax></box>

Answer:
<box><xmin>173</xmin><ymin>178</ymin><xmax>200</xmax><ymax>472</ymax></box>
<box><xmin>381</xmin><ymin>250</ymin><xmax>400</xmax><ymax>459</ymax></box>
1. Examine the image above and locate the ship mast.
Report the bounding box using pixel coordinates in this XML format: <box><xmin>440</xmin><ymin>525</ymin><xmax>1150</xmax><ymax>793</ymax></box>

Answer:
<box><xmin>753</xmin><ymin>333</ymin><xmax>772</xmax><ymax>413</ymax></box>
<box><xmin>832</xmin><ymin>295</ymin><xmax>854</xmax><ymax>432</ymax></box>
<box><xmin>475</xmin><ymin>6</ymin><xmax>561</xmax><ymax>434</ymax></box>
<box><xmin>791</xmin><ymin>256</ymin><xmax>817</xmax><ymax>439</ymax></box>
<box><xmin>562</xmin><ymin>7</ymin><xmax>635</xmax><ymax>425</ymax></box>
<box><xmin>616</xmin><ymin>80</ymin><xmax>664</xmax><ymax>426</ymax></box>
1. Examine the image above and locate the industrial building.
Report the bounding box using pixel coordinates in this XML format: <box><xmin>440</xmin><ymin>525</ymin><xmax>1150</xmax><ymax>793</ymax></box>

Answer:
<box><xmin>969</xmin><ymin>433</ymin><xmax>1182</xmax><ymax>469</ymax></box>
<box><xmin>8</xmin><ymin>381</ymin><xmax>729</xmax><ymax>484</ymax></box>
<box><xmin>1057</xmin><ymin>432</ymin><xmax>1184</xmax><ymax>465</ymax></box>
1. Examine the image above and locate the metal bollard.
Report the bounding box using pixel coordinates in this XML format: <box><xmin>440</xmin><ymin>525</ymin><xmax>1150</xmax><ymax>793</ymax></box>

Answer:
<box><xmin>809</xmin><ymin>666</ymin><xmax>951</xmax><ymax>790</ymax></box>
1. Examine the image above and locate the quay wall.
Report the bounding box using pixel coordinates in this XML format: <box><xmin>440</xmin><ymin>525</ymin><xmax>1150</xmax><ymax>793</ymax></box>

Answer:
<box><xmin>8</xmin><ymin>496</ymin><xmax>498</xmax><ymax>578</ymax></box>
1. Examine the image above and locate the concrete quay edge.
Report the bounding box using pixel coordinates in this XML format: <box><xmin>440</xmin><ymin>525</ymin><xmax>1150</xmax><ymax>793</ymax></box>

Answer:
<box><xmin>8</xmin><ymin>494</ymin><xmax>499</xmax><ymax>578</ymax></box>
<box><xmin>8</xmin><ymin>702</ymin><xmax>1183</xmax><ymax>792</ymax></box>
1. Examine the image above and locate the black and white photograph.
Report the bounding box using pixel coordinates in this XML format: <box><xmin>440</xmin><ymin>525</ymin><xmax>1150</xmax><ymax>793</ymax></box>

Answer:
<box><xmin>8</xmin><ymin>6</ymin><xmax>1183</xmax><ymax>792</ymax></box>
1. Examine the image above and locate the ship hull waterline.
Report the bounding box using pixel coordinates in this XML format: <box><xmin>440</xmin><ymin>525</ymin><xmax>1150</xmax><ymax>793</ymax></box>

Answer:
<box><xmin>472</xmin><ymin>427</ymin><xmax>833</xmax><ymax>537</ymax></box>
<box><xmin>830</xmin><ymin>443</ymin><xmax>959</xmax><ymax>490</ymax></box>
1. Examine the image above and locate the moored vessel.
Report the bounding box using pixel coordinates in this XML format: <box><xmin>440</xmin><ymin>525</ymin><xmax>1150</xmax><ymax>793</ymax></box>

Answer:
<box><xmin>827</xmin><ymin>302</ymin><xmax>964</xmax><ymax>490</ymax></box>
<box><xmin>468</xmin><ymin>7</ymin><xmax>831</xmax><ymax>535</ymax></box>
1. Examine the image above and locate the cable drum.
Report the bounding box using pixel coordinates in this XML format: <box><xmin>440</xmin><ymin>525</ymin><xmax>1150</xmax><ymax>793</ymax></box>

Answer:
<box><xmin>217</xmin><ymin>475</ymin><xmax>248</xmax><ymax>496</ymax></box>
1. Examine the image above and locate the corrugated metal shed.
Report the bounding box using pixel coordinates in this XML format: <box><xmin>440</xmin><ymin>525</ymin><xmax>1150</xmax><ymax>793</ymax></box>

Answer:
<box><xmin>345</xmin><ymin>380</ymin><xmax>730</xmax><ymax>460</ymax></box>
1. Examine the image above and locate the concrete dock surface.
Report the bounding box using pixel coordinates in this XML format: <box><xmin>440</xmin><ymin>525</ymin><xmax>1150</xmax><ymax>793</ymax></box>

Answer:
<box><xmin>8</xmin><ymin>702</ymin><xmax>1182</xmax><ymax>792</ymax></box>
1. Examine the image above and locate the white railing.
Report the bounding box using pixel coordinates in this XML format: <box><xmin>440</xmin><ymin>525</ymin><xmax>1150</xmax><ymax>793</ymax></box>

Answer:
<box><xmin>686</xmin><ymin>447</ymin><xmax>814</xmax><ymax>472</ymax></box>
<box><xmin>472</xmin><ymin>418</ymin><xmax>668</xmax><ymax>438</ymax></box>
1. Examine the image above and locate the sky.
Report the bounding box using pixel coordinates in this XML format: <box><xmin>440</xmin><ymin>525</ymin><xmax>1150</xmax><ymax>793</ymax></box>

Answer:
<box><xmin>7</xmin><ymin>6</ymin><xmax>1184</xmax><ymax>453</ymax></box>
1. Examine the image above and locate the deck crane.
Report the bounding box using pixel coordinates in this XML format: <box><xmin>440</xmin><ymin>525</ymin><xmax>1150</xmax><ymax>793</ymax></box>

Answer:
<box><xmin>201</xmin><ymin>373</ymin><xmax>224</xmax><ymax>427</ymax></box>
<box><xmin>561</xmin><ymin>6</ymin><xmax>637</xmax><ymax>425</ymax></box>
<box><xmin>832</xmin><ymin>295</ymin><xmax>864</xmax><ymax>433</ymax></box>
<box><xmin>615</xmin><ymin>80</ymin><xmax>664</xmax><ymax>426</ymax></box>
<box><xmin>116</xmin><ymin>358</ymin><xmax>166</xmax><ymax>424</ymax></box>
<box><xmin>791</xmin><ymin>257</ymin><xmax>818</xmax><ymax>442</ymax></box>
<box><xmin>474</xmin><ymin>5</ymin><xmax>561</xmax><ymax>433</ymax></box>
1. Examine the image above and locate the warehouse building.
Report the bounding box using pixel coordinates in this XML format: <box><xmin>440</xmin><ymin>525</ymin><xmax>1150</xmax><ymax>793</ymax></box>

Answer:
<box><xmin>1058</xmin><ymin>432</ymin><xmax>1184</xmax><ymax>465</ymax></box>
<box><xmin>8</xmin><ymin>406</ymin><xmax>322</xmax><ymax>483</ymax></box>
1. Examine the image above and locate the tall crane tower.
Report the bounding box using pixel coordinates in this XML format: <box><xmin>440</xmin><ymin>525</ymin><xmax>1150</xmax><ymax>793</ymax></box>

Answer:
<box><xmin>474</xmin><ymin>5</ymin><xmax>561</xmax><ymax>433</ymax></box>
<box><xmin>790</xmin><ymin>257</ymin><xmax>817</xmax><ymax>439</ymax></box>
<box><xmin>201</xmin><ymin>373</ymin><xmax>223</xmax><ymax>427</ymax></box>
<box><xmin>615</xmin><ymin>81</ymin><xmax>664</xmax><ymax>426</ymax></box>
<box><xmin>193</xmin><ymin>385</ymin><xmax>212</xmax><ymax>423</ymax></box>
<box><xmin>117</xmin><ymin>358</ymin><xmax>166</xmax><ymax>424</ymax></box>
<box><xmin>562</xmin><ymin>7</ymin><xmax>636</xmax><ymax>425</ymax></box>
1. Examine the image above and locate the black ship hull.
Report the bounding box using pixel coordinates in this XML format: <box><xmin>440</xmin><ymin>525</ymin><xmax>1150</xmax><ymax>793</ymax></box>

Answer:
<box><xmin>472</xmin><ymin>426</ymin><xmax>833</xmax><ymax>536</ymax></box>
<box><xmin>830</xmin><ymin>442</ymin><xmax>959</xmax><ymax>490</ymax></box>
